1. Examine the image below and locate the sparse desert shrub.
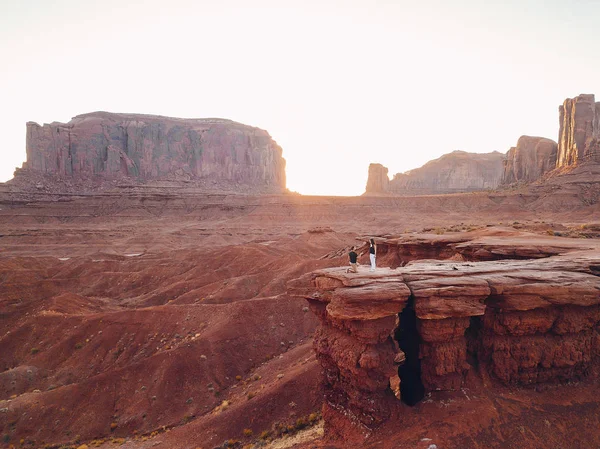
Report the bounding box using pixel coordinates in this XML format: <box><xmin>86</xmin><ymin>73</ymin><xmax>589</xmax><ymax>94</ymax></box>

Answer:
<box><xmin>235</xmin><ymin>375</ymin><xmax>242</xmax><ymax>381</ymax></box>
<box><xmin>246</xmin><ymin>391</ymin><xmax>256</xmax><ymax>400</ymax></box>
<box><xmin>213</xmin><ymin>400</ymin><xmax>231</xmax><ymax>414</ymax></box>
<box><xmin>273</xmin><ymin>422</ymin><xmax>286</xmax><ymax>435</ymax></box>
<box><xmin>110</xmin><ymin>422</ymin><xmax>117</xmax><ymax>431</ymax></box>
<box><xmin>307</xmin><ymin>226</ymin><xmax>333</xmax><ymax>233</ymax></box>
<box><xmin>295</xmin><ymin>417</ymin><xmax>308</xmax><ymax>430</ymax></box>
<box><xmin>74</xmin><ymin>343</ymin><xmax>83</xmax><ymax>350</ymax></box>
<box><xmin>266</xmin><ymin>413</ymin><xmax>321</xmax><ymax>440</ymax></box>
<box><xmin>243</xmin><ymin>428</ymin><xmax>253</xmax><ymax>437</ymax></box>
<box><xmin>259</xmin><ymin>430</ymin><xmax>270</xmax><ymax>440</ymax></box>
<box><xmin>30</xmin><ymin>347</ymin><xmax>40</xmax><ymax>355</ymax></box>
<box><xmin>181</xmin><ymin>414</ymin><xmax>193</xmax><ymax>424</ymax></box>
<box><xmin>578</xmin><ymin>223</ymin><xmax>600</xmax><ymax>232</ymax></box>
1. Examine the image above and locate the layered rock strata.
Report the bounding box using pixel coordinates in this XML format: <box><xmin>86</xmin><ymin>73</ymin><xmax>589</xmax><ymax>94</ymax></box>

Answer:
<box><xmin>558</xmin><ymin>94</ymin><xmax>600</xmax><ymax>166</ymax></box>
<box><xmin>288</xmin><ymin>270</ymin><xmax>410</xmax><ymax>428</ymax></box>
<box><xmin>364</xmin><ymin>151</ymin><xmax>505</xmax><ymax>195</ymax></box>
<box><xmin>18</xmin><ymin>112</ymin><xmax>286</xmax><ymax>191</ymax></box>
<box><xmin>288</xmin><ymin>232</ymin><xmax>600</xmax><ymax>432</ymax></box>
<box><xmin>365</xmin><ymin>94</ymin><xmax>600</xmax><ymax>195</ymax></box>
<box><xmin>502</xmin><ymin>136</ymin><xmax>558</xmax><ymax>184</ymax></box>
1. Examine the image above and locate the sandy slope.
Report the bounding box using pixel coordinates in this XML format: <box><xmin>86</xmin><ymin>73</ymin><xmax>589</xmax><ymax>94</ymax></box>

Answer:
<box><xmin>0</xmin><ymin>177</ymin><xmax>599</xmax><ymax>448</ymax></box>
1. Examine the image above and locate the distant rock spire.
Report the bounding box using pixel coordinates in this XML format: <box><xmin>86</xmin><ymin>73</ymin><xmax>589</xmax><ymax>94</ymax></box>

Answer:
<box><xmin>365</xmin><ymin>163</ymin><xmax>389</xmax><ymax>194</ymax></box>
<box><xmin>558</xmin><ymin>94</ymin><xmax>600</xmax><ymax>167</ymax></box>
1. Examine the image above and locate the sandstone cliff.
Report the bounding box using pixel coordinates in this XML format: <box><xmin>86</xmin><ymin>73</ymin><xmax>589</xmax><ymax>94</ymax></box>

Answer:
<box><xmin>501</xmin><ymin>136</ymin><xmax>558</xmax><ymax>184</ymax></box>
<box><xmin>501</xmin><ymin>94</ymin><xmax>600</xmax><ymax>186</ymax></box>
<box><xmin>558</xmin><ymin>94</ymin><xmax>600</xmax><ymax>167</ymax></box>
<box><xmin>17</xmin><ymin>112</ymin><xmax>286</xmax><ymax>191</ymax></box>
<box><xmin>288</xmin><ymin>230</ymin><xmax>600</xmax><ymax>435</ymax></box>
<box><xmin>365</xmin><ymin>94</ymin><xmax>600</xmax><ymax>195</ymax></box>
<box><xmin>365</xmin><ymin>151</ymin><xmax>504</xmax><ymax>195</ymax></box>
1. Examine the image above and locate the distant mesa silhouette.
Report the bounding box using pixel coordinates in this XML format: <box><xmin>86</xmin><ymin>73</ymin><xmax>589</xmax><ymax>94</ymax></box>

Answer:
<box><xmin>365</xmin><ymin>93</ymin><xmax>600</xmax><ymax>196</ymax></box>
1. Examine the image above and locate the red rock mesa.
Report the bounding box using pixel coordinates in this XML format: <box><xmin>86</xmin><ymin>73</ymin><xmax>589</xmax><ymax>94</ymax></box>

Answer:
<box><xmin>18</xmin><ymin>112</ymin><xmax>286</xmax><ymax>192</ymax></box>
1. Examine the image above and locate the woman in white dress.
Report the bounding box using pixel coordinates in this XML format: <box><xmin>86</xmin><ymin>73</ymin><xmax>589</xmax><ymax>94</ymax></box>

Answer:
<box><xmin>369</xmin><ymin>238</ymin><xmax>376</xmax><ymax>271</ymax></box>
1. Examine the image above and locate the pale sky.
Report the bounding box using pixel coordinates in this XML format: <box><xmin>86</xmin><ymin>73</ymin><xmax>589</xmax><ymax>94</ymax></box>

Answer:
<box><xmin>1</xmin><ymin>0</ymin><xmax>599</xmax><ymax>195</ymax></box>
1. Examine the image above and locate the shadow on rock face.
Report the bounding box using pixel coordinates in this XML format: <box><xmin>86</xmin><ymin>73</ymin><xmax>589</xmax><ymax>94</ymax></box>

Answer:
<box><xmin>396</xmin><ymin>296</ymin><xmax>425</xmax><ymax>406</ymax></box>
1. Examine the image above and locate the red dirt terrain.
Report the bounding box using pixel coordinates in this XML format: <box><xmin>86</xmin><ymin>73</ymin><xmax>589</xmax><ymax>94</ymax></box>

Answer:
<box><xmin>0</xmin><ymin>164</ymin><xmax>599</xmax><ymax>449</ymax></box>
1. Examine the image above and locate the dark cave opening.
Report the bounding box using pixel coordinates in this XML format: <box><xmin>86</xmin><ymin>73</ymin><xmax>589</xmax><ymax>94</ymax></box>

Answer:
<box><xmin>465</xmin><ymin>315</ymin><xmax>483</xmax><ymax>368</ymax></box>
<box><xmin>395</xmin><ymin>296</ymin><xmax>425</xmax><ymax>406</ymax></box>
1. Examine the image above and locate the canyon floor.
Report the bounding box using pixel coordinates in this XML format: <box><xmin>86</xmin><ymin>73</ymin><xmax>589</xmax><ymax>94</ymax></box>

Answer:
<box><xmin>1</xmin><ymin>164</ymin><xmax>600</xmax><ymax>449</ymax></box>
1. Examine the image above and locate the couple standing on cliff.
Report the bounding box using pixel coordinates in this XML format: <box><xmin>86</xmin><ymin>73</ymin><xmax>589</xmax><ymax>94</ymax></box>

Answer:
<box><xmin>347</xmin><ymin>238</ymin><xmax>376</xmax><ymax>273</ymax></box>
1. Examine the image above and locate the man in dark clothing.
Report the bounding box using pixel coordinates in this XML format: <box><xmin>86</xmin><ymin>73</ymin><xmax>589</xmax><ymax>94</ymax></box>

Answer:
<box><xmin>347</xmin><ymin>247</ymin><xmax>358</xmax><ymax>273</ymax></box>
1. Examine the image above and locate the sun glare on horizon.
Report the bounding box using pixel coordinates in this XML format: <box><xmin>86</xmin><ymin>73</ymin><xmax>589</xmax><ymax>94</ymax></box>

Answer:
<box><xmin>1</xmin><ymin>0</ymin><xmax>599</xmax><ymax>195</ymax></box>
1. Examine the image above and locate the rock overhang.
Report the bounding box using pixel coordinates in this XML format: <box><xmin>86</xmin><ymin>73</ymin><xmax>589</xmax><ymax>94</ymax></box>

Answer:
<box><xmin>288</xmin><ymin>230</ymin><xmax>600</xmax><ymax>434</ymax></box>
<box><xmin>292</xmin><ymin>251</ymin><xmax>600</xmax><ymax>319</ymax></box>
